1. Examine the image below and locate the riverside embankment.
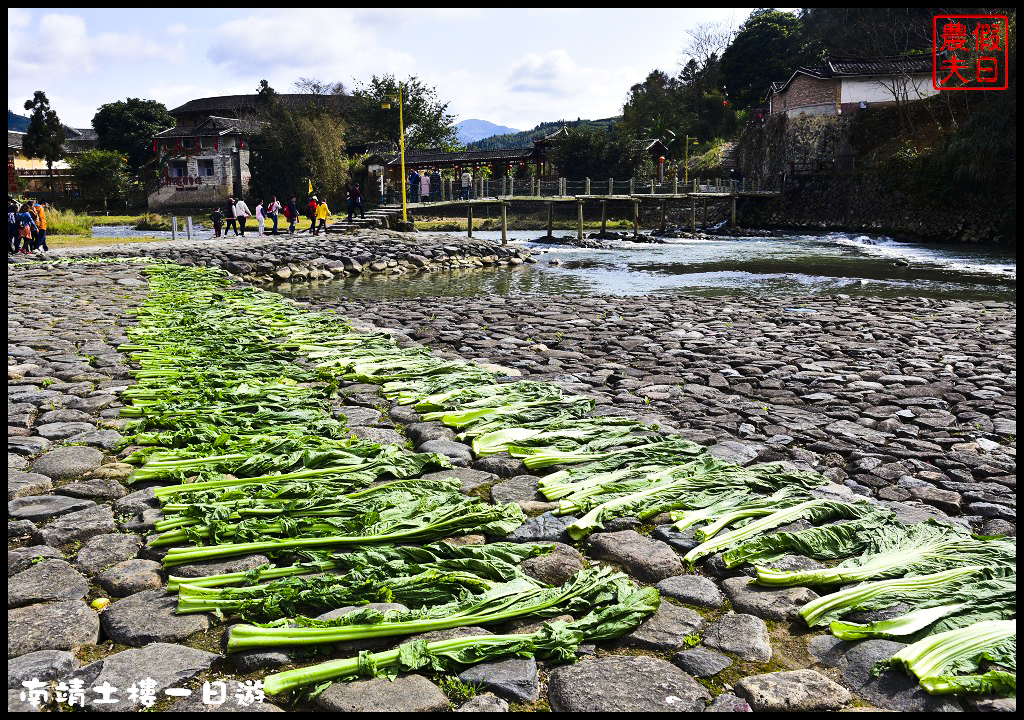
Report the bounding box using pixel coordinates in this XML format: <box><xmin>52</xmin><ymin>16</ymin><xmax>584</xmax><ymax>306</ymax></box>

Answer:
<box><xmin>7</xmin><ymin>233</ymin><xmax>1016</xmax><ymax>713</ymax></box>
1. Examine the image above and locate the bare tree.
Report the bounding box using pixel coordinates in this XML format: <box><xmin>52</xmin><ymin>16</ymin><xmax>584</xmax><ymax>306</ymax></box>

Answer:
<box><xmin>293</xmin><ymin>77</ymin><xmax>347</xmax><ymax>96</ymax></box>
<box><xmin>680</xmin><ymin>20</ymin><xmax>735</xmax><ymax>72</ymax></box>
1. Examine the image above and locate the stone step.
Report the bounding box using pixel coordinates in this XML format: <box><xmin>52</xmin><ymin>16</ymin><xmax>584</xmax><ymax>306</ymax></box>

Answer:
<box><xmin>720</xmin><ymin>142</ymin><xmax>738</xmax><ymax>170</ymax></box>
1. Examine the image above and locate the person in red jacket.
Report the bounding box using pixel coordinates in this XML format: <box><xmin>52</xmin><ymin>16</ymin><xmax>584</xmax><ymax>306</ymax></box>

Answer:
<box><xmin>307</xmin><ymin>196</ymin><xmax>318</xmax><ymax>233</ymax></box>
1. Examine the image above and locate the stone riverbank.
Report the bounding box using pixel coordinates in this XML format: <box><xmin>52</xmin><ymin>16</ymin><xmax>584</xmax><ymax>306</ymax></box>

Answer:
<box><xmin>7</xmin><ymin>240</ymin><xmax>1016</xmax><ymax>714</ymax></box>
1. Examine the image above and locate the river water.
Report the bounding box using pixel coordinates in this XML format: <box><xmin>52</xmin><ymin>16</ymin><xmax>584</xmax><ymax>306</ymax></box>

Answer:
<box><xmin>277</xmin><ymin>230</ymin><xmax>1016</xmax><ymax>302</ymax></box>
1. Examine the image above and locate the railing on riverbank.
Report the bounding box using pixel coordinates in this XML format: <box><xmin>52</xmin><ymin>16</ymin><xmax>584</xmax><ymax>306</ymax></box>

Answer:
<box><xmin>389</xmin><ymin>176</ymin><xmax>775</xmax><ymax>205</ymax></box>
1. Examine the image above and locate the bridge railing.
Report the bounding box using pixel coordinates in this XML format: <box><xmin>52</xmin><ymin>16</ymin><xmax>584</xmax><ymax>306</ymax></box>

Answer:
<box><xmin>410</xmin><ymin>176</ymin><xmax>772</xmax><ymax>202</ymax></box>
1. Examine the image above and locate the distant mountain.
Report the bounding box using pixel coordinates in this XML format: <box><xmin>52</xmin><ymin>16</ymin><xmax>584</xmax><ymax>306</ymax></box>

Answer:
<box><xmin>8</xmin><ymin>110</ymin><xmax>30</xmax><ymax>132</ymax></box>
<box><xmin>456</xmin><ymin>119</ymin><xmax>521</xmax><ymax>144</ymax></box>
<box><xmin>465</xmin><ymin>117</ymin><xmax>620</xmax><ymax>151</ymax></box>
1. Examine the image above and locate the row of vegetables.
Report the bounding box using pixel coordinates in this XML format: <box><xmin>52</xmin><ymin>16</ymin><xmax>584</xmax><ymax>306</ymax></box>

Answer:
<box><xmin>119</xmin><ymin>263</ymin><xmax>1014</xmax><ymax>700</ymax></box>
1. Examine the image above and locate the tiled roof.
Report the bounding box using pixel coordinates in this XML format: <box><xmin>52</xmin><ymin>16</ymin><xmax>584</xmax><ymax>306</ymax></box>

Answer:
<box><xmin>766</xmin><ymin>54</ymin><xmax>933</xmax><ymax>99</ymax></box>
<box><xmin>169</xmin><ymin>94</ymin><xmax>350</xmax><ymax>117</ymax></box>
<box><xmin>381</xmin><ymin>146</ymin><xmax>539</xmax><ymax>166</ymax></box>
<box><xmin>154</xmin><ymin>115</ymin><xmax>265</xmax><ymax>138</ymax></box>
<box><xmin>828</xmin><ymin>54</ymin><xmax>932</xmax><ymax>76</ymax></box>
<box><xmin>64</xmin><ymin>127</ymin><xmax>98</xmax><ymax>141</ymax></box>
<box><xmin>9</xmin><ymin>129</ymin><xmax>92</xmax><ymax>155</ymax></box>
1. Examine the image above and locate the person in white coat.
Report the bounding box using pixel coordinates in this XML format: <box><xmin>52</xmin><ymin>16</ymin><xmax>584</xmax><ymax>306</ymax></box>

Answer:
<box><xmin>234</xmin><ymin>197</ymin><xmax>252</xmax><ymax>236</ymax></box>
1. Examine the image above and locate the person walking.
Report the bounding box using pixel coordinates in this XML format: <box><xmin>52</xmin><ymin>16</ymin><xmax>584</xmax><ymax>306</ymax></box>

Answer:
<box><xmin>210</xmin><ymin>206</ymin><xmax>224</xmax><ymax>238</ymax></box>
<box><xmin>254</xmin><ymin>199</ymin><xmax>266</xmax><ymax>237</ymax></box>
<box><xmin>7</xmin><ymin>199</ymin><xmax>18</xmax><ymax>254</ymax></box>
<box><xmin>286</xmin><ymin>196</ymin><xmax>299</xmax><ymax>234</ymax></box>
<box><xmin>30</xmin><ymin>200</ymin><xmax>48</xmax><ymax>252</ymax></box>
<box><xmin>346</xmin><ymin>185</ymin><xmax>365</xmax><ymax>221</ymax></box>
<box><xmin>409</xmin><ymin>169</ymin><xmax>420</xmax><ymax>203</ymax></box>
<box><xmin>267</xmin><ymin>195</ymin><xmax>281</xmax><ymax>235</ymax></box>
<box><xmin>16</xmin><ymin>203</ymin><xmax>36</xmax><ymax>254</ymax></box>
<box><xmin>224</xmin><ymin>197</ymin><xmax>238</xmax><ymax>236</ymax></box>
<box><xmin>234</xmin><ymin>197</ymin><xmax>252</xmax><ymax>236</ymax></box>
<box><xmin>430</xmin><ymin>170</ymin><xmax>442</xmax><ymax>201</ymax></box>
<box><xmin>460</xmin><ymin>169</ymin><xmax>472</xmax><ymax>200</ymax></box>
<box><xmin>307</xmin><ymin>196</ymin><xmax>319</xmax><ymax>233</ymax></box>
<box><xmin>420</xmin><ymin>170</ymin><xmax>431</xmax><ymax>204</ymax></box>
<box><xmin>314</xmin><ymin>197</ymin><xmax>331</xmax><ymax>235</ymax></box>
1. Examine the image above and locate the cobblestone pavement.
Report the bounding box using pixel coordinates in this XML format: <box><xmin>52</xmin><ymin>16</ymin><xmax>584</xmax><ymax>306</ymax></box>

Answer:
<box><xmin>7</xmin><ymin>248</ymin><xmax>1015</xmax><ymax>713</ymax></box>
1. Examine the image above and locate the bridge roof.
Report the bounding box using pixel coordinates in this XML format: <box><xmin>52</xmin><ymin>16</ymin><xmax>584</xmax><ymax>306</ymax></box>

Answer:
<box><xmin>373</xmin><ymin>146</ymin><xmax>541</xmax><ymax>167</ymax></box>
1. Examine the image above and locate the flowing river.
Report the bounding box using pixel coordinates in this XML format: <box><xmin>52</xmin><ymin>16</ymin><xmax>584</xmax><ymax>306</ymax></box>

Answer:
<box><xmin>276</xmin><ymin>230</ymin><xmax>1016</xmax><ymax>302</ymax></box>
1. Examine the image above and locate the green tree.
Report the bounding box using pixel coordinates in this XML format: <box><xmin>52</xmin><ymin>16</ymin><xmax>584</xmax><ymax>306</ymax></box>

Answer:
<box><xmin>549</xmin><ymin>126</ymin><xmax>611</xmax><ymax>180</ymax></box>
<box><xmin>249</xmin><ymin>80</ymin><xmax>349</xmax><ymax>207</ymax></box>
<box><xmin>720</xmin><ymin>10</ymin><xmax>810</xmax><ymax>109</ymax></box>
<box><xmin>550</xmin><ymin>126</ymin><xmax>655</xmax><ymax>180</ymax></box>
<box><xmin>351</xmin><ymin>75</ymin><xmax>459</xmax><ymax>150</ymax></box>
<box><xmin>608</xmin><ymin>127</ymin><xmax>656</xmax><ymax>181</ymax></box>
<box><xmin>620</xmin><ymin>70</ymin><xmax>687</xmax><ymax>146</ymax></box>
<box><xmin>92</xmin><ymin>98</ymin><xmax>174</xmax><ymax>177</ymax></box>
<box><xmin>67</xmin><ymin>149</ymin><xmax>134</xmax><ymax>211</ymax></box>
<box><xmin>22</xmin><ymin>91</ymin><xmax>66</xmax><ymax>198</ymax></box>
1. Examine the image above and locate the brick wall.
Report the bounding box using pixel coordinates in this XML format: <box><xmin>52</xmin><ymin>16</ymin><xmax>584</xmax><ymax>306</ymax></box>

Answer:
<box><xmin>774</xmin><ymin>75</ymin><xmax>839</xmax><ymax>114</ymax></box>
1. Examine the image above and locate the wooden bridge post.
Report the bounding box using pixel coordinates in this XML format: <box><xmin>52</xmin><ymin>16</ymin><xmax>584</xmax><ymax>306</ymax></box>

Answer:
<box><xmin>629</xmin><ymin>178</ymin><xmax>635</xmax><ymax>195</ymax></box>
<box><xmin>502</xmin><ymin>177</ymin><xmax>507</xmax><ymax>197</ymax></box>
<box><xmin>467</xmin><ymin>205</ymin><xmax>473</xmax><ymax>238</ymax></box>
<box><xmin>660</xmin><ymin>200</ymin><xmax>667</xmax><ymax>232</ymax></box>
<box><xmin>577</xmin><ymin>200</ymin><xmax>584</xmax><ymax>242</ymax></box>
<box><xmin>702</xmin><ymin>197</ymin><xmax>708</xmax><ymax>228</ymax></box>
<box><xmin>632</xmin><ymin>200</ymin><xmax>639</xmax><ymax>238</ymax></box>
<box><xmin>608</xmin><ymin>178</ymin><xmax>613</xmax><ymax>195</ymax></box>
<box><xmin>600</xmin><ymin>201</ymin><xmax>607</xmax><ymax>235</ymax></box>
<box><xmin>585</xmin><ymin>178</ymin><xmax>591</xmax><ymax>195</ymax></box>
<box><xmin>731</xmin><ymin>196</ymin><xmax>737</xmax><ymax>228</ymax></box>
<box><xmin>673</xmin><ymin>175</ymin><xmax>678</xmax><ymax>194</ymax></box>
<box><xmin>691</xmin><ymin>197</ymin><xmax>696</xmax><ymax>232</ymax></box>
<box><xmin>501</xmin><ymin>203</ymin><xmax>508</xmax><ymax>245</ymax></box>
<box><xmin>546</xmin><ymin>202</ymin><xmax>553</xmax><ymax>238</ymax></box>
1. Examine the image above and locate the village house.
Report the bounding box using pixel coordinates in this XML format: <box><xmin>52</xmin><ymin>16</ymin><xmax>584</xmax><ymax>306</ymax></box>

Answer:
<box><xmin>764</xmin><ymin>54</ymin><xmax>938</xmax><ymax>117</ymax></box>
<box><xmin>148</xmin><ymin>94</ymin><xmax>346</xmax><ymax>211</ymax></box>
<box><xmin>7</xmin><ymin>125</ymin><xmax>97</xmax><ymax>196</ymax></box>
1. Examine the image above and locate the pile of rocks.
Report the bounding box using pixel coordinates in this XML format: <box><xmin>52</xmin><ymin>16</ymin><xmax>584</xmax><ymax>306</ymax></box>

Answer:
<box><xmin>40</xmin><ymin>231</ymin><xmax>534</xmax><ymax>288</ymax></box>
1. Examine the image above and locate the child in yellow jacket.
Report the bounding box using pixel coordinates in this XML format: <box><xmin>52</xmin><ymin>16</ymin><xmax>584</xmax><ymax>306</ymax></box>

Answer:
<box><xmin>314</xmin><ymin>199</ymin><xmax>330</xmax><ymax>236</ymax></box>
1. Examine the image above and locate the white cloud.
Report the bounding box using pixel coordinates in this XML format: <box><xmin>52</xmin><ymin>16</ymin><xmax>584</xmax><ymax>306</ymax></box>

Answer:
<box><xmin>8</xmin><ymin>7</ymin><xmax>31</xmax><ymax>27</ymax></box>
<box><xmin>206</xmin><ymin>10</ymin><xmax>415</xmax><ymax>83</ymax></box>
<box><xmin>8</xmin><ymin>11</ymin><xmax>166</xmax><ymax>79</ymax></box>
<box><xmin>441</xmin><ymin>49</ymin><xmax>636</xmax><ymax>128</ymax></box>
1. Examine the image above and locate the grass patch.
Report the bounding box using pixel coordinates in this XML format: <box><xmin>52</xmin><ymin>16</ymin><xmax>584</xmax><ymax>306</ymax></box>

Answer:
<box><xmin>43</xmin><ymin>208</ymin><xmax>177</xmax><ymax>236</ymax></box>
<box><xmin>508</xmin><ymin>697</ymin><xmax>551</xmax><ymax>712</ymax></box>
<box><xmin>75</xmin><ymin>640</ymin><xmax>133</xmax><ymax>665</ymax></box>
<box><xmin>47</xmin><ymin>234</ymin><xmax>172</xmax><ymax>249</ymax></box>
<box><xmin>434</xmin><ymin>674</ymin><xmax>483</xmax><ymax>704</ymax></box>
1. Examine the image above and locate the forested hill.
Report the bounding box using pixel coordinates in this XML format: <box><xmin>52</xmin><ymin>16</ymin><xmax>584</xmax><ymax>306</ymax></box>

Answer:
<box><xmin>8</xmin><ymin>110</ymin><xmax>30</xmax><ymax>132</ymax></box>
<box><xmin>466</xmin><ymin>117</ymin><xmax>621</xmax><ymax>150</ymax></box>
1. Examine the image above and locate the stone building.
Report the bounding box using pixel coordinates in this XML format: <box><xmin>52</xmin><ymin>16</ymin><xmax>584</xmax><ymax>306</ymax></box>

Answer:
<box><xmin>147</xmin><ymin>94</ymin><xmax>347</xmax><ymax>211</ymax></box>
<box><xmin>765</xmin><ymin>55</ymin><xmax>938</xmax><ymax>117</ymax></box>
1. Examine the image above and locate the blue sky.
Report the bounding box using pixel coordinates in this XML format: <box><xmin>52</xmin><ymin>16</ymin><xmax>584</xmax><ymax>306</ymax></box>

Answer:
<box><xmin>9</xmin><ymin>8</ymin><xmax>756</xmax><ymax>132</ymax></box>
